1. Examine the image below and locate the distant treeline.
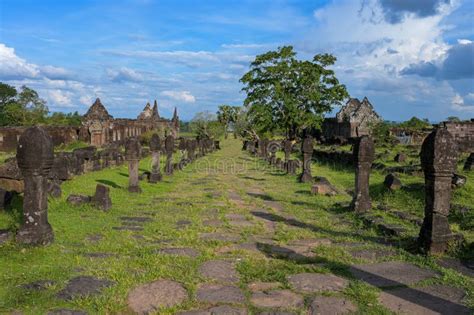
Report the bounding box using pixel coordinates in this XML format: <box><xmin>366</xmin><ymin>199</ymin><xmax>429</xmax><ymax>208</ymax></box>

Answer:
<box><xmin>0</xmin><ymin>82</ymin><xmax>82</xmax><ymax>127</ymax></box>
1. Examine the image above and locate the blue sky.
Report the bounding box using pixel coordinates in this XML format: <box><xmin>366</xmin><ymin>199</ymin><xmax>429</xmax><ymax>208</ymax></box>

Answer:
<box><xmin>0</xmin><ymin>0</ymin><xmax>473</xmax><ymax>121</ymax></box>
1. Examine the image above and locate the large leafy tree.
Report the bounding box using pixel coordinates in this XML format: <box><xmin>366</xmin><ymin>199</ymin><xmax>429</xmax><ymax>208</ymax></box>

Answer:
<box><xmin>240</xmin><ymin>46</ymin><xmax>348</xmax><ymax>139</ymax></box>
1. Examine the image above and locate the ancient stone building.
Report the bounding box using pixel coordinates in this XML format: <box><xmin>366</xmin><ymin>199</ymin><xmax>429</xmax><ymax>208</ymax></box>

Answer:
<box><xmin>79</xmin><ymin>98</ymin><xmax>179</xmax><ymax>147</ymax></box>
<box><xmin>439</xmin><ymin>120</ymin><xmax>474</xmax><ymax>153</ymax></box>
<box><xmin>0</xmin><ymin>98</ymin><xmax>180</xmax><ymax>151</ymax></box>
<box><xmin>322</xmin><ymin>97</ymin><xmax>382</xmax><ymax>142</ymax></box>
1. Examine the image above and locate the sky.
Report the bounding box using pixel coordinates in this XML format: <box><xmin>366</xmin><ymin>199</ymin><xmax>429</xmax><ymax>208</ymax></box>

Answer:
<box><xmin>0</xmin><ymin>0</ymin><xmax>473</xmax><ymax>121</ymax></box>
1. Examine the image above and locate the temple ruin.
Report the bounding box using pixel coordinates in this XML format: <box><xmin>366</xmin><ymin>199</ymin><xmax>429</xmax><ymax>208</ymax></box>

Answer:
<box><xmin>0</xmin><ymin>98</ymin><xmax>180</xmax><ymax>151</ymax></box>
<box><xmin>322</xmin><ymin>97</ymin><xmax>382</xmax><ymax>142</ymax></box>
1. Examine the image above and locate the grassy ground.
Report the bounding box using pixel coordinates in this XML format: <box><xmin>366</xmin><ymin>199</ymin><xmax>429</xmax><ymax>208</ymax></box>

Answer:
<box><xmin>0</xmin><ymin>138</ymin><xmax>472</xmax><ymax>314</ymax></box>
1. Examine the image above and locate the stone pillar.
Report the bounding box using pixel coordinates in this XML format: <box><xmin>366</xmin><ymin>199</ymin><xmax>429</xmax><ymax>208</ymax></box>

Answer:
<box><xmin>299</xmin><ymin>136</ymin><xmax>314</xmax><ymax>183</ymax></box>
<box><xmin>16</xmin><ymin>127</ymin><xmax>54</xmax><ymax>245</ymax></box>
<box><xmin>188</xmin><ymin>139</ymin><xmax>196</xmax><ymax>161</ymax></box>
<box><xmin>149</xmin><ymin>134</ymin><xmax>162</xmax><ymax>183</ymax></box>
<box><xmin>464</xmin><ymin>153</ymin><xmax>473</xmax><ymax>171</ymax></box>
<box><xmin>165</xmin><ymin>135</ymin><xmax>175</xmax><ymax>175</ymax></box>
<box><xmin>350</xmin><ymin>136</ymin><xmax>375</xmax><ymax>213</ymax></box>
<box><xmin>125</xmin><ymin>138</ymin><xmax>142</xmax><ymax>193</ymax></box>
<box><xmin>283</xmin><ymin>139</ymin><xmax>293</xmax><ymax>162</ymax></box>
<box><xmin>267</xmin><ymin>141</ymin><xmax>280</xmax><ymax>165</ymax></box>
<box><xmin>262</xmin><ymin>138</ymin><xmax>269</xmax><ymax>161</ymax></box>
<box><xmin>419</xmin><ymin>128</ymin><xmax>458</xmax><ymax>254</ymax></box>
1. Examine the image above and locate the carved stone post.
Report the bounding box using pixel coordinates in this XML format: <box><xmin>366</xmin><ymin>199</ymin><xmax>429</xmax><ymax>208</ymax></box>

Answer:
<box><xmin>351</xmin><ymin>136</ymin><xmax>375</xmax><ymax>213</ymax></box>
<box><xmin>419</xmin><ymin>129</ymin><xmax>458</xmax><ymax>254</ymax></box>
<box><xmin>188</xmin><ymin>139</ymin><xmax>196</xmax><ymax>161</ymax></box>
<box><xmin>16</xmin><ymin>127</ymin><xmax>54</xmax><ymax>245</ymax></box>
<box><xmin>267</xmin><ymin>141</ymin><xmax>280</xmax><ymax>165</ymax></box>
<box><xmin>283</xmin><ymin>140</ymin><xmax>293</xmax><ymax>162</ymax></box>
<box><xmin>125</xmin><ymin>137</ymin><xmax>142</xmax><ymax>193</ymax></box>
<box><xmin>149</xmin><ymin>134</ymin><xmax>162</xmax><ymax>183</ymax></box>
<box><xmin>299</xmin><ymin>136</ymin><xmax>314</xmax><ymax>183</ymax></box>
<box><xmin>165</xmin><ymin>135</ymin><xmax>175</xmax><ymax>175</ymax></box>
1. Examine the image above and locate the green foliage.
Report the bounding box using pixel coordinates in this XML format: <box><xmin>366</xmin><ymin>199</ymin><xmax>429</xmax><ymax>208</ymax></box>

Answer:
<box><xmin>190</xmin><ymin>111</ymin><xmax>223</xmax><ymax>139</ymax></box>
<box><xmin>54</xmin><ymin>140</ymin><xmax>89</xmax><ymax>152</ymax></box>
<box><xmin>46</xmin><ymin>111</ymin><xmax>83</xmax><ymax>126</ymax></box>
<box><xmin>240</xmin><ymin>46</ymin><xmax>348</xmax><ymax>139</ymax></box>
<box><xmin>447</xmin><ymin>116</ymin><xmax>461</xmax><ymax>122</ymax></box>
<box><xmin>370</xmin><ymin>121</ymin><xmax>397</xmax><ymax>145</ymax></box>
<box><xmin>0</xmin><ymin>82</ymin><xmax>81</xmax><ymax>127</ymax></box>
<box><xmin>398</xmin><ymin>116</ymin><xmax>431</xmax><ymax>131</ymax></box>
<box><xmin>216</xmin><ymin>105</ymin><xmax>240</xmax><ymax>138</ymax></box>
<box><xmin>139</xmin><ymin>130</ymin><xmax>159</xmax><ymax>146</ymax></box>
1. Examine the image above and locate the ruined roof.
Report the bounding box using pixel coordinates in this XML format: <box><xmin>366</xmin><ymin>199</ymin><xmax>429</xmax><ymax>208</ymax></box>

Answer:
<box><xmin>83</xmin><ymin>98</ymin><xmax>113</xmax><ymax>121</ymax></box>
<box><xmin>137</xmin><ymin>102</ymin><xmax>153</xmax><ymax>120</ymax></box>
<box><xmin>336</xmin><ymin>97</ymin><xmax>381</xmax><ymax>124</ymax></box>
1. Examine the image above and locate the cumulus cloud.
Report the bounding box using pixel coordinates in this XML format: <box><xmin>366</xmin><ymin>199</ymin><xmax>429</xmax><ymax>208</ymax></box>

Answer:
<box><xmin>161</xmin><ymin>90</ymin><xmax>196</xmax><ymax>103</ymax></box>
<box><xmin>106</xmin><ymin>67</ymin><xmax>143</xmax><ymax>82</ymax></box>
<box><xmin>47</xmin><ymin>89</ymin><xmax>74</xmax><ymax>107</ymax></box>
<box><xmin>0</xmin><ymin>44</ymin><xmax>40</xmax><ymax>79</ymax></box>
<box><xmin>40</xmin><ymin>65</ymin><xmax>72</xmax><ymax>80</ymax></box>
<box><xmin>401</xmin><ymin>41</ymin><xmax>474</xmax><ymax>80</ymax></box>
<box><xmin>451</xmin><ymin>93</ymin><xmax>474</xmax><ymax>112</ymax></box>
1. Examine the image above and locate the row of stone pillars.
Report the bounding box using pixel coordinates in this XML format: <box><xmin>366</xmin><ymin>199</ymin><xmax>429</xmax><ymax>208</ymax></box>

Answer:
<box><xmin>13</xmin><ymin>127</ymin><xmax>218</xmax><ymax>246</ymax></box>
<box><xmin>245</xmin><ymin>128</ymin><xmax>461</xmax><ymax>255</ymax></box>
<box><xmin>350</xmin><ymin>130</ymin><xmax>460</xmax><ymax>254</ymax></box>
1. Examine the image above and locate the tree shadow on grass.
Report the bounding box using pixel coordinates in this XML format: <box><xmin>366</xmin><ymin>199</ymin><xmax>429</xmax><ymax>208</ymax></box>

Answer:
<box><xmin>118</xmin><ymin>172</ymin><xmax>129</xmax><ymax>177</ymax></box>
<box><xmin>251</xmin><ymin>210</ymin><xmax>401</xmax><ymax>248</ymax></box>
<box><xmin>247</xmin><ymin>192</ymin><xmax>275</xmax><ymax>201</ymax></box>
<box><xmin>238</xmin><ymin>175</ymin><xmax>266</xmax><ymax>181</ymax></box>
<box><xmin>96</xmin><ymin>179</ymin><xmax>122</xmax><ymax>189</ymax></box>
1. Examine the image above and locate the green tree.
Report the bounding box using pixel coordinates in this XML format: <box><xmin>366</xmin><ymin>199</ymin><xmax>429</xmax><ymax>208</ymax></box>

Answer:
<box><xmin>0</xmin><ymin>83</ymin><xmax>18</xmax><ymax>126</ymax></box>
<box><xmin>240</xmin><ymin>46</ymin><xmax>348</xmax><ymax>139</ymax></box>
<box><xmin>399</xmin><ymin>117</ymin><xmax>431</xmax><ymax>131</ymax></box>
<box><xmin>190</xmin><ymin>111</ymin><xmax>223</xmax><ymax>139</ymax></box>
<box><xmin>217</xmin><ymin>105</ymin><xmax>239</xmax><ymax>139</ymax></box>
<box><xmin>446</xmin><ymin>116</ymin><xmax>461</xmax><ymax>122</ymax></box>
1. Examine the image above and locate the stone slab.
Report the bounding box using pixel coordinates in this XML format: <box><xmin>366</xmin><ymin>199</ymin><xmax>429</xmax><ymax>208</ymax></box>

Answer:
<box><xmin>127</xmin><ymin>279</ymin><xmax>187</xmax><ymax>314</ymax></box>
<box><xmin>349</xmin><ymin>262</ymin><xmax>439</xmax><ymax>287</ymax></box>
<box><xmin>287</xmin><ymin>273</ymin><xmax>348</xmax><ymax>293</ymax></box>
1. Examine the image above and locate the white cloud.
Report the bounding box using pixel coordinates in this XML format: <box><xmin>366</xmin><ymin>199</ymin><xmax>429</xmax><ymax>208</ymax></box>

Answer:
<box><xmin>40</xmin><ymin>65</ymin><xmax>71</xmax><ymax>80</ymax></box>
<box><xmin>451</xmin><ymin>94</ymin><xmax>474</xmax><ymax>112</ymax></box>
<box><xmin>47</xmin><ymin>89</ymin><xmax>74</xmax><ymax>107</ymax></box>
<box><xmin>161</xmin><ymin>90</ymin><xmax>196</xmax><ymax>103</ymax></box>
<box><xmin>0</xmin><ymin>43</ymin><xmax>40</xmax><ymax>79</ymax></box>
<box><xmin>106</xmin><ymin>67</ymin><xmax>143</xmax><ymax>82</ymax></box>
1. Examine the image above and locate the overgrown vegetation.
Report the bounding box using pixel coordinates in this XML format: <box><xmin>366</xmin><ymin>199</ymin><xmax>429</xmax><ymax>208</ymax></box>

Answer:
<box><xmin>0</xmin><ymin>82</ymin><xmax>82</xmax><ymax>127</ymax></box>
<box><xmin>240</xmin><ymin>46</ymin><xmax>348</xmax><ymax>139</ymax></box>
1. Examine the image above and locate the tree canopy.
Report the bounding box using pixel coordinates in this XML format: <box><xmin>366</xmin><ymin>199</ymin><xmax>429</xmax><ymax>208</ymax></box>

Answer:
<box><xmin>216</xmin><ymin>105</ymin><xmax>240</xmax><ymax>138</ymax></box>
<box><xmin>240</xmin><ymin>46</ymin><xmax>348</xmax><ymax>139</ymax></box>
<box><xmin>0</xmin><ymin>82</ymin><xmax>82</xmax><ymax>127</ymax></box>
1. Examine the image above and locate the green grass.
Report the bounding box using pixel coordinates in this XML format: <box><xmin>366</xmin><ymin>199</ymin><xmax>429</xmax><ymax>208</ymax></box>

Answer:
<box><xmin>0</xmin><ymin>138</ymin><xmax>472</xmax><ymax>314</ymax></box>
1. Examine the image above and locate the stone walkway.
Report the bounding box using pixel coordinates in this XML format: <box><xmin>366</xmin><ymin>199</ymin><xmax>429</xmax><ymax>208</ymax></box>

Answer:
<box><xmin>5</xmin><ymin>139</ymin><xmax>473</xmax><ymax>314</ymax></box>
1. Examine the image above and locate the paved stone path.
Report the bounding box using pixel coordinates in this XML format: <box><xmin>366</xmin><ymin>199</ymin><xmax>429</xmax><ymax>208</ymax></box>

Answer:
<box><xmin>7</xmin><ymin>139</ymin><xmax>472</xmax><ymax>314</ymax></box>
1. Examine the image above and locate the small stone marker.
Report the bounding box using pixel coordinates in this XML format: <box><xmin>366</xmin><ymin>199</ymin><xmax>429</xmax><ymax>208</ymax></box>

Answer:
<box><xmin>66</xmin><ymin>194</ymin><xmax>91</xmax><ymax>206</ymax></box>
<box><xmin>383</xmin><ymin>173</ymin><xmax>402</xmax><ymax>190</ymax></box>
<box><xmin>164</xmin><ymin>135</ymin><xmax>175</xmax><ymax>175</ymax></box>
<box><xmin>350</xmin><ymin>135</ymin><xmax>375</xmax><ymax>213</ymax></box>
<box><xmin>149</xmin><ymin>134</ymin><xmax>163</xmax><ymax>183</ymax></box>
<box><xmin>125</xmin><ymin>137</ymin><xmax>142</xmax><ymax>193</ymax></box>
<box><xmin>91</xmin><ymin>184</ymin><xmax>112</xmax><ymax>211</ymax></box>
<box><xmin>419</xmin><ymin>128</ymin><xmax>459</xmax><ymax>254</ymax></box>
<box><xmin>299</xmin><ymin>136</ymin><xmax>313</xmax><ymax>183</ymax></box>
<box><xmin>16</xmin><ymin>126</ymin><xmax>54</xmax><ymax>246</ymax></box>
<box><xmin>127</xmin><ymin>279</ymin><xmax>187</xmax><ymax>314</ymax></box>
<box><xmin>394</xmin><ymin>153</ymin><xmax>406</xmax><ymax>163</ymax></box>
<box><xmin>267</xmin><ymin>140</ymin><xmax>280</xmax><ymax>165</ymax></box>
<box><xmin>283</xmin><ymin>139</ymin><xmax>293</xmax><ymax>162</ymax></box>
